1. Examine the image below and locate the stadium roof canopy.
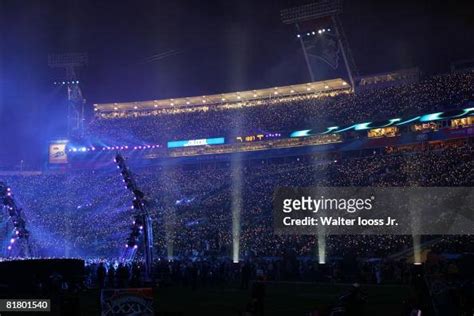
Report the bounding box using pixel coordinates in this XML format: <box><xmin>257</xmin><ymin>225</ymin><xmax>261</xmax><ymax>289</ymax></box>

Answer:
<box><xmin>94</xmin><ymin>78</ymin><xmax>349</xmax><ymax>113</ymax></box>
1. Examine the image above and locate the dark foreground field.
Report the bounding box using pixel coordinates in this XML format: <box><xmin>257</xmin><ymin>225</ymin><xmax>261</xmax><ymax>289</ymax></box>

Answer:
<box><xmin>77</xmin><ymin>282</ymin><xmax>410</xmax><ymax>315</ymax></box>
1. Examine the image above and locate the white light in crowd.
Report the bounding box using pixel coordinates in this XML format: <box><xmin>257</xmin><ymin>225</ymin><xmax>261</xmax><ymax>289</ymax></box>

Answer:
<box><xmin>154</xmin><ymin>104</ymin><xmax>158</xmax><ymax>108</ymax></box>
<box><xmin>307</xmin><ymin>87</ymin><xmax>311</xmax><ymax>91</ymax></box>
<box><xmin>114</xmin><ymin>107</ymin><xmax>118</xmax><ymax>110</ymax></box>
<box><xmin>318</xmin><ymin>233</ymin><xmax>326</xmax><ymax>264</ymax></box>
<box><xmin>312</xmin><ymin>31</ymin><xmax>315</xmax><ymax>35</ymax></box>
<box><xmin>325</xmin><ymin>85</ymin><xmax>329</xmax><ymax>89</ymax></box>
<box><xmin>186</xmin><ymin>101</ymin><xmax>190</xmax><ymax>105</ymax></box>
<box><xmin>222</xmin><ymin>98</ymin><xmax>226</xmax><ymax>101</ymax></box>
<box><xmin>296</xmin><ymin>34</ymin><xmax>301</xmax><ymax>38</ymax></box>
<box><xmin>274</xmin><ymin>91</ymin><xmax>278</xmax><ymax>95</ymax></box>
<box><xmin>231</xmin><ymin>160</ymin><xmax>242</xmax><ymax>264</ymax></box>
<box><xmin>237</xmin><ymin>96</ymin><xmax>241</xmax><ymax>99</ymax></box>
<box><xmin>134</xmin><ymin>106</ymin><xmax>138</xmax><ymax>109</ymax></box>
<box><xmin>94</xmin><ymin>108</ymin><xmax>98</xmax><ymax>111</ymax></box>
<box><xmin>10</xmin><ymin>238</ymin><xmax>15</xmax><ymax>243</ymax></box>
<box><xmin>306</xmin><ymin>32</ymin><xmax>310</xmax><ymax>36</ymax></box>
<box><xmin>342</xmin><ymin>82</ymin><xmax>347</xmax><ymax>85</ymax></box>
<box><xmin>327</xmin><ymin>28</ymin><xmax>331</xmax><ymax>32</ymax></box>
<box><xmin>318</xmin><ymin>30</ymin><xmax>322</xmax><ymax>34</ymax></box>
<box><xmin>202</xmin><ymin>99</ymin><xmax>206</xmax><ymax>103</ymax></box>
<box><xmin>253</xmin><ymin>94</ymin><xmax>257</xmax><ymax>97</ymax></box>
<box><xmin>170</xmin><ymin>103</ymin><xmax>174</xmax><ymax>106</ymax></box>
<box><xmin>290</xmin><ymin>90</ymin><xmax>295</xmax><ymax>93</ymax></box>
<box><xmin>413</xmin><ymin>235</ymin><xmax>421</xmax><ymax>265</ymax></box>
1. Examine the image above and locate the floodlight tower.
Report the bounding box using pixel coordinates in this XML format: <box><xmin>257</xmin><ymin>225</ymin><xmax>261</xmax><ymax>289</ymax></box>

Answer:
<box><xmin>48</xmin><ymin>53</ymin><xmax>88</xmax><ymax>137</ymax></box>
<box><xmin>281</xmin><ymin>0</ymin><xmax>357</xmax><ymax>89</ymax></box>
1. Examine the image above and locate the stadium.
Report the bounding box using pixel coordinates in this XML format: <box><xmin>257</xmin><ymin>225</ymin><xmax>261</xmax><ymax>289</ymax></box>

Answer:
<box><xmin>0</xmin><ymin>1</ymin><xmax>473</xmax><ymax>315</ymax></box>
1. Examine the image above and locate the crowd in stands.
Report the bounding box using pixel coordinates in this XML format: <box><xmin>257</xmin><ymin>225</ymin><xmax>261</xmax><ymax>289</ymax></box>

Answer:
<box><xmin>2</xmin><ymin>142</ymin><xmax>472</xmax><ymax>262</ymax></box>
<box><xmin>88</xmin><ymin>72</ymin><xmax>474</xmax><ymax>144</ymax></box>
<box><xmin>1</xmin><ymin>72</ymin><xmax>473</xmax><ymax>315</ymax></box>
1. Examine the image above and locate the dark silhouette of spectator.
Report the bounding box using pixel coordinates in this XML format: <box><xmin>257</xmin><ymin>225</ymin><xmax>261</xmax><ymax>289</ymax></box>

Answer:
<box><xmin>241</xmin><ymin>263</ymin><xmax>251</xmax><ymax>289</ymax></box>
<box><xmin>97</xmin><ymin>262</ymin><xmax>106</xmax><ymax>288</ymax></box>
<box><xmin>117</xmin><ymin>263</ymin><xmax>129</xmax><ymax>288</ymax></box>
<box><xmin>251</xmin><ymin>276</ymin><xmax>266</xmax><ymax>316</ymax></box>
<box><xmin>107</xmin><ymin>265</ymin><xmax>116</xmax><ymax>288</ymax></box>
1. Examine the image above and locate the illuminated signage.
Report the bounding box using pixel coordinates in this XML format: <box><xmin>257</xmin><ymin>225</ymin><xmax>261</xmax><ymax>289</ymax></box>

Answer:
<box><xmin>49</xmin><ymin>141</ymin><xmax>69</xmax><ymax>164</ymax></box>
<box><xmin>290</xmin><ymin>107</ymin><xmax>474</xmax><ymax>138</ymax></box>
<box><xmin>368</xmin><ymin>127</ymin><xmax>399</xmax><ymax>138</ymax></box>
<box><xmin>167</xmin><ymin>137</ymin><xmax>225</xmax><ymax>148</ymax></box>
<box><xmin>235</xmin><ymin>133</ymin><xmax>282</xmax><ymax>142</ymax></box>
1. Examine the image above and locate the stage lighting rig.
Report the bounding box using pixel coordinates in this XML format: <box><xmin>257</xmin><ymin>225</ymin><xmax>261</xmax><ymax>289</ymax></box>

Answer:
<box><xmin>0</xmin><ymin>183</ymin><xmax>33</xmax><ymax>257</ymax></box>
<box><xmin>114</xmin><ymin>153</ymin><xmax>154</xmax><ymax>281</ymax></box>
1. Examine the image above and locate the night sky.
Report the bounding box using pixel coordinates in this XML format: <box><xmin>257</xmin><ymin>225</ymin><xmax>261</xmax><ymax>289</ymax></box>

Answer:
<box><xmin>0</xmin><ymin>0</ymin><xmax>473</xmax><ymax>168</ymax></box>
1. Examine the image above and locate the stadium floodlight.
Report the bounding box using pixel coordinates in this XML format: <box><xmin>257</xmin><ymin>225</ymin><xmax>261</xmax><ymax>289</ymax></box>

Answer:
<box><xmin>48</xmin><ymin>52</ymin><xmax>88</xmax><ymax>137</ymax></box>
<box><xmin>281</xmin><ymin>0</ymin><xmax>343</xmax><ymax>24</ymax></box>
<box><xmin>280</xmin><ymin>0</ymin><xmax>356</xmax><ymax>89</ymax></box>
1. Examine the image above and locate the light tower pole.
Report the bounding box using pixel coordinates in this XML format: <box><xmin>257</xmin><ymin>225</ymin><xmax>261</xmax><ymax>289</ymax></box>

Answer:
<box><xmin>48</xmin><ymin>53</ymin><xmax>88</xmax><ymax>137</ymax></box>
<box><xmin>281</xmin><ymin>0</ymin><xmax>357</xmax><ymax>90</ymax></box>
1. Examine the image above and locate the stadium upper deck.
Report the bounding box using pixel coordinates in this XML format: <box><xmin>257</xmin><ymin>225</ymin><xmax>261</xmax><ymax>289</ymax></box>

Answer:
<box><xmin>93</xmin><ymin>78</ymin><xmax>350</xmax><ymax>118</ymax></box>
